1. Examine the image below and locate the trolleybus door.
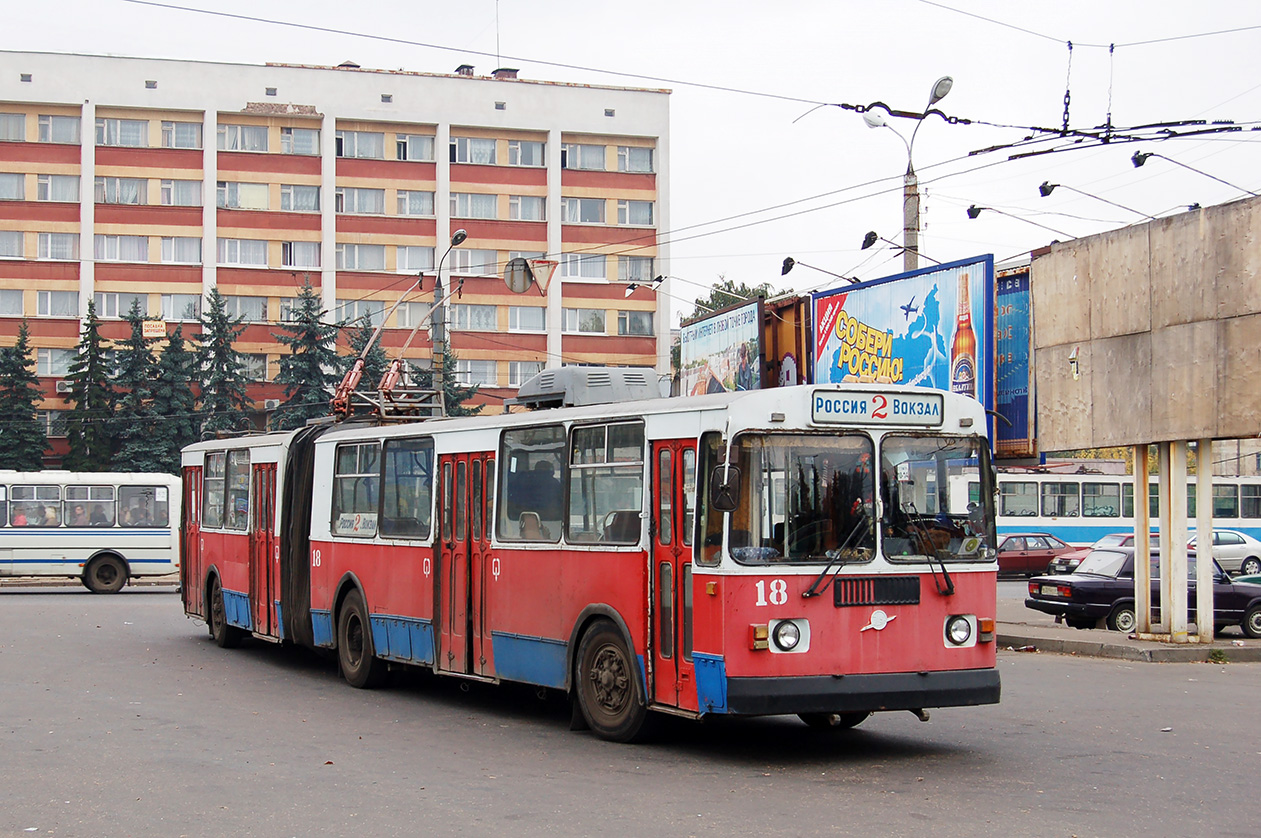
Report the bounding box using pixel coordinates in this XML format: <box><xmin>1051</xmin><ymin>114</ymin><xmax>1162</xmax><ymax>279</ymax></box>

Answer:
<box><xmin>181</xmin><ymin>467</ymin><xmax>202</xmax><ymax>617</ymax></box>
<box><xmin>437</xmin><ymin>452</ymin><xmax>494</xmax><ymax>676</ymax></box>
<box><xmin>650</xmin><ymin>440</ymin><xmax>698</xmax><ymax>712</ymax></box>
<box><xmin>249</xmin><ymin>463</ymin><xmax>278</xmax><ymax>637</ymax></box>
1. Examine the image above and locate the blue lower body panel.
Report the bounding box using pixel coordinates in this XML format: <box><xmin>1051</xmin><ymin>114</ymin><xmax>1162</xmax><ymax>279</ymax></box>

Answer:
<box><xmin>370</xmin><ymin>615</ymin><xmax>435</xmax><ymax>665</ymax></box>
<box><xmin>491</xmin><ymin>631</ymin><xmax>568</xmax><ymax>689</ymax></box>
<box><xmin>692</xmin><ymin>653</ymin><xmax>728</xmax><ymax>713</ymax></box>
<box><xmin>311</xmin><ymin>609</ymin><xmax>333</xmax><ymax>647</ymax></box>
<box><xmin>223</xmin><ymin>589</ymin><xmax>252</xmax><ymax>631</ymax></box>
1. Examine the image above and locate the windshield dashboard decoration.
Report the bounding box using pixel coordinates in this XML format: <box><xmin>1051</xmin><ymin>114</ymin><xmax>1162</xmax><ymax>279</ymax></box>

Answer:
<box><xmin>811</xmin><ymin>390</ymin><xmax>944</xmax><ymax>427</ymax></box>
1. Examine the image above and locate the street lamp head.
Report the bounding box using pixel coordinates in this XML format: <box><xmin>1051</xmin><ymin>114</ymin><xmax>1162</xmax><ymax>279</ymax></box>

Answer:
<box><xmin>861</xmin><ymin>231</ymin><xmax>878</xmax><ymax>250</ymax></box>
<box><xmin>966</xmin><ymin>205</ymin><xmax>983</xmax><ymax>219</ymax></box>
<box><xmin>862</xmin><ymin>111</ymin><xmax>887</xmax><ymax>130</ymax></box>
<box><xmin>450</xmin><ymin>229</ymin><xmax>468</xmax><ymax>246</ymax></box>
<box><xmin>927</xmin><ymin>76</ymin><xmax>954</xmax><ymax>108</ymax></box>
<box><xmin>1039</xmin><ymin>181</ymin><xmax>1058</xmax><ymax>198</ymax></box>
<box><xmin>781</xmin><ymin>257</ymin><xmax>796</xmax><ymax>276</ymax></box>
<box><xmin>1131</xmin><ymin>151</ymin><xmax>1152</xmax><ymax>168</ymax></box>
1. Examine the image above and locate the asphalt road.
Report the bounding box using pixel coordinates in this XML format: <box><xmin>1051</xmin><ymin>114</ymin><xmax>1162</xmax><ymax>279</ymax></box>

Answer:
<box><xmin>1</xmin><ymin>586</ymin><xmax>1256</xmax><ymax>838</ymax></box>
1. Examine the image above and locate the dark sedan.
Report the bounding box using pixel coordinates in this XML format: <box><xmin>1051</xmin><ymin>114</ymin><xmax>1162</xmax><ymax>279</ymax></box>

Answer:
<box><xmin>1025</xmin><ymin>547</ymin><xmax>1261</xmax><ymax>636</ymax></box>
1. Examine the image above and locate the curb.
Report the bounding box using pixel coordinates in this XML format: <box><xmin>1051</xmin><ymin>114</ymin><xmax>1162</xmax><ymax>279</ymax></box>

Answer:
<box><xmin>997</xmin><ymin>631</ymin><xmax>1261</xmax><ymax>663</ymax></box>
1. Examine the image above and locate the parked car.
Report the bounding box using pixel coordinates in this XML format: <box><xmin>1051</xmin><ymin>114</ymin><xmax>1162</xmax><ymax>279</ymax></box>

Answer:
<box><xmin>1187</xmin><ymin>529</ymin><xmax>1261</xmax><ymax>576</ymax></box>
<box><xmin>1025</xmin><ymin>547</ymin><xmax>1261</xmax><ymax>637</ymax></box>
<box><xmin>998</xmin><ymin>533</ymin><xmax>1075</xmax><ymax>576</ymax></box>
<box><xmin>1048</xmin><ymin>533</ymin><xmax>1160</xmax><ymax>575</ymax></box>
<box><xmin>1235</xmin><ymin>574</ymin><xmax>1261</xmax><ymax>586</ymax></box>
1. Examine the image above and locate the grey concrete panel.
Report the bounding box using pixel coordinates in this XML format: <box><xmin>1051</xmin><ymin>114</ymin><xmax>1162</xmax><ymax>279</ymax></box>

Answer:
<box><xmin>1150</xmin><ymin>320</ymin><xmax>1218</xmax><ymax>442</ymax></box>
<box><xmin>1031</xmin><ymin>242</ymin><xmax>1091</xmax><ymax>349</ymax></box>
<box><xmin>1214</xmin><ymin>199</ymin><xmax>1261</xmax><ymax>319</ymax></box>
<box><xmin>1034</xmin><ymin>342</ymin><xmax>1093</xmax><ymax>451</ymax></box>
<box><xmin>1150</xmin><ymin>211</ymin><xmax>1216</xmax><ymax>329</ymax></box>
<box><xmin>1218</xmin><ymin>313</ymin><xmax>1261</xmax><ymax>439</ymax></box>
<box><xmin>1090</xmin><ymin>226</ymin><xmax>1152</xmax><ymax>339</ymax></box>
<box><xmin>1091</xmin><ymin>332</ymin><xmax>1152</xmax><ymax>447</ymax></box>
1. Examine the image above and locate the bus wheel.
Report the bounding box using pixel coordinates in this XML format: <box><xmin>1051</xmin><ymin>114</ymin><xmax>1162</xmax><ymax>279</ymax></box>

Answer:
<box><xmin>337</xmin><ymin>590</ymin><xmax>386</xmax><ymax>689</ymax></box>
<box><xmin>208</xmin><ymin>575</ymin><xmax>244</xmax><ymax>649</ymax></box>
<box><xmin>83</xmin><ymin>554</ymin><xmax>128</xmax><ymax>594</ymax></box>
<box><xmin>798</xmin><ymin>712</ymin><xmax>870</xmax><ymax>730</ymax></box>
<box><xmin>575</xmin><ymin>621</ymin><xmax>649</xmax><ymax>743</ymax></box>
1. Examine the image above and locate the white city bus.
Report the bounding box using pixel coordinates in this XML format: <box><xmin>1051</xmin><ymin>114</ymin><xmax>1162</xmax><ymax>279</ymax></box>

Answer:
<box><xmin>0</xmin><ymin>471</ymin><xmax>180</xmax><ymax>592</ymax></box>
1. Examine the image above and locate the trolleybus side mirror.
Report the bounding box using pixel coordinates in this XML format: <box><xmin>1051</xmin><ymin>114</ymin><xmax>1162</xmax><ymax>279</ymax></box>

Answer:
<box><xmin>710</xmin><ymin>467</ymin><xmax>741</xmax><ymax>513</ymax></box>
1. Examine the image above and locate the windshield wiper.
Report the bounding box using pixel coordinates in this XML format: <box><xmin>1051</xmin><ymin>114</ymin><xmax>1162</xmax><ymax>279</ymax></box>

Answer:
<box><xmin>802</xmin><ymin>508</ymin><xmax>872</xmax><ymax>599</ymax></box>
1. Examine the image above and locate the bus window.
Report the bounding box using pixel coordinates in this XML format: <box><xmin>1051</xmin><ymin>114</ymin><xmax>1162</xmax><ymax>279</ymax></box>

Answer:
<box><xmin>119</xmin><ymin>485</ymin><xmax>168</xmax><ymax>527</ymax></box>
<box><xmin>332</xmin><ymin>442</ymin><xmax>380</xmax><ymax>538</ymax></box>
<box><xmin>225</xmin><ymin>450</ymin><xmax>251</xmax><ymax>531</ymax></box>
<box><xmin>567</xmin><ymin>422</ymin><xmax>644</xmax><ymax>545</ymax></box>
<box><xmin>381</xmin><ymin>437</ymin><xmax>433</xmax><ymax>539</ymax></box>
<box><xmin>1082</xmin><ymin>482</ymin><xmax>1120</xmax><ymax>518</ymax></box>
<box><xmin>1041</xmin><ymin>482</ymin><xmax>1079</xmax><ymax>517</ymax></box>
<box><xmin>203</xmin><ymin>452</ymin><xmax>226</xmax><ymax>528</ymax></box>
<box><xmin>681</xmin><ymin>449</ymin><xmax>696</xmax><ymax>548</ymax></box>
<box><xmin>0</xmin><ymin>485</ymin><xmax>6</xmax><ymax>525</ymax></box>
<box><xmin>499</xmin><ymin>424</ymin><xmax>564</xmax><ymax>542</ymax></box>
<box><xmin>657</xmin><ymin>448</ymin><xmax>672</xmax><ymax>545</ymax></box>
<box><xmin>65</xmin><ymin>485</ymin><xmax>114</xmax><ymax>526</ymax></box>
<box><xmin>881</xmin><ymin>434</ymin><xmax>994</xmax><ymax>563</ymax></box>
<box><xmin>1000</xmin><ymin>481</ymin><xmax>1037</xmax><ymax>517</ymax></box>
<box><xmin>12</xmin><ymin>485</ymin><xmax>61</xmax><ymax>527</ymax></box>
<box><xmin>1243</xmin><ymin>484</ymin><xmax>1261</xmax><ymax>519</ymax></box>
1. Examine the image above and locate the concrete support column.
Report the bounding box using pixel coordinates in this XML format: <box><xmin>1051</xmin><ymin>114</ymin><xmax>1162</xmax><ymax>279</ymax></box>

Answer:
<box><xmin>1134</xmin><ymin>445</ymin><xmax>1152</xmax><ymax>633</ymax></box>
<box><xmin>1168</xmin><ymin>441</ymin><xmax>1190</xmax><ymax>642</ymax></box>
<box><xmin>1195</xmin><ymin>439</ymin><xmax>1214</xmax><ymax>642</ymax></box>
<box><xmin>1156</xmin><ymin>443</ymin><xmax>1172</xmax><ymax>634</ymax></box>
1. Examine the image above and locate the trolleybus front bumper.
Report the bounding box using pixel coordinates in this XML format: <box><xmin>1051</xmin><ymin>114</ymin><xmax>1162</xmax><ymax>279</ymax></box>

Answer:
<box><xmin>723</xmin><ymin>667</ymin><xmax>1000</xmax><ymax>716</ymax></box>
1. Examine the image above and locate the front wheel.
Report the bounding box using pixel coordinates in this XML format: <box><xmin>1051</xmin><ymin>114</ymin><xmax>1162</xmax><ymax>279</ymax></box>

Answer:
<box><xmin>1240</xmin><ymin>557</ymin><xmax>1261</xmax><ymax>576</ymax></box>
<box><xmin>338</xmin><ymin>590</ymin><xmax>386</xmax><ymax>688</ymax></box>
<box><xmin>1243</xmin><ymin>604</ymin><xmax>1261</xmax><ymax>639</ymax></box>
<box><xmin>1107</xmin><ymin>603</ymin><xmax>1137</xmax><ymax>634</ymax></box>
<box><xmin>799</xmin><ymin>711</ymin><xmax>870</xmax><ymax>730</ymax></box>
<box><xmin>575</xmin><ymin>621</ymin><xmax>649</xmax><ymax>742</ymax></box>
<box><xmin>83</xmin><ymin>554</ymin><xmax>128</xmax><ymax>594</ymax></box>
<box><xmin>208</xmin><ymin>575</ymin><xmax>244</xmax><ymax>649</ymax></box>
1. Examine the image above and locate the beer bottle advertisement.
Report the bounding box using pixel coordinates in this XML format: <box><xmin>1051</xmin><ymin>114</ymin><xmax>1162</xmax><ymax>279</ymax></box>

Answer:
<box><xmin>950</xmin><ymin>273</ymin><xmax>977</xmax><ymax>398</ymax></box>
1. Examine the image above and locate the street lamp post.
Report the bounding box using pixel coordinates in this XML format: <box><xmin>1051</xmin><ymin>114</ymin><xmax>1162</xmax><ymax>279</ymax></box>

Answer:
<box><xmin>863</xmin><ymin>76</ymin><xmax>953</xmax><ymax>273</ymax></box>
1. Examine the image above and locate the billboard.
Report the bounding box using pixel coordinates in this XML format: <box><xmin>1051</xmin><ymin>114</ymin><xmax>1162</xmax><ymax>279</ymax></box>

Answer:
<box><xmin>679</xmin><ymin>299</ymin><xmax>763</xmax><ymax>396</ymax></box>
<box><xmin>811</xmin><ymin>256</ymin><xmax>995</xmax><ymax>413</ymax></box>
<box><xmin>995</xmin><ymin>265</ymin><xmax>1035</xmax><ymax>457</ymax></box>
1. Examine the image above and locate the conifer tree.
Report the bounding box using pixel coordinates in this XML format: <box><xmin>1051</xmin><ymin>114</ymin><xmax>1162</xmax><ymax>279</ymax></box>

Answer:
<box><xmin>0</xmin><ymin>320</ymin><xmax>50</xmax><ymax>470</ymax></box>
<box><xmin>150</xmin><ymin>325</ymin><xmax>199</xmax><ymax>473</ymax></box>
<box><xmin>198</xmin><ymin>288</ymin><xmax>252</xmax><ymax>436</ymax></box>
<box><xmin>271</xmin><ymin>281</ymin><xmax>339</xmax><ymax>430</ymax></box>
<box><xmin>411</xmin><ymin>337</ymin><xmax>481</xmax><ymax>417</ymax></box>
<box><xmin>63</xmin><ymin>299</ymin><xmax>116</xmax><ymax>471</ymax></box>
<box><xmin>112</xmin><ymin>299</ymin><xmax>166</xmax><ymax>472</ymax></box>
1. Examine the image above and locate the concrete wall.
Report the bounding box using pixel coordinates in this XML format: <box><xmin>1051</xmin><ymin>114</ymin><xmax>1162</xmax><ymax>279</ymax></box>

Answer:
<box><xmin>1032</xmin><ymin>195</ymin><xmax>1261</xmax><ymax>450</ymax></box>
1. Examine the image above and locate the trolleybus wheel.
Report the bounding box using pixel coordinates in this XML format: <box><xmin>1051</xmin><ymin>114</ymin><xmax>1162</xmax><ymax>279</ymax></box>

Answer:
<box><xmin>798</xmin><ymin>712</ymin><xmax>870</xmax><ymax>730</ymax></box>
<box><xmin>338</xmin><ymin>590</ymin><xmax>386</xmax><ymax>689</ymax></box>
<box><xmin>208</xmin><ymin>575</ymin><xmax>244</xmax><ymax>649</ymax></box>
<box><xmin>575</xmin><ymin>621</ymin><xmax>649</xmax><ymax>742</ymax></box>
<box><xmin>83</xmin><ymin>554</ymin><xmax>128</xmax><ymax>594</ymax></box>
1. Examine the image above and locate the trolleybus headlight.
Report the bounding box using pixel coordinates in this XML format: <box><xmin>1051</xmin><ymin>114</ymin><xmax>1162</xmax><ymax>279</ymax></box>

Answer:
<box><xmin>772</xmin><ymin>620</ymin><xmax>801</xmax><ymax>651</ymax></box>
<box><xmin>945</xmin><ymin>615</ymin><xmax>973</xmax><ymax>646</ymax></box>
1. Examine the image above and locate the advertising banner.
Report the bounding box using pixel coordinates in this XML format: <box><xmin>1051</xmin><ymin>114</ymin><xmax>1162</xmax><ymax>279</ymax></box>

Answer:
<box><xmin>811</xmin><ymin>256</ymin><xmax>995</xmax><ymax>413</ymax></box>
<box><xmin>680</xmin><ymin>299</ymin><xmax>763</xmax><ymax>396</ymax></box>
<box><xmin>995</xmin><ymin>265</ymin><xmax>1035</xmax><ymax>457</ymax></box>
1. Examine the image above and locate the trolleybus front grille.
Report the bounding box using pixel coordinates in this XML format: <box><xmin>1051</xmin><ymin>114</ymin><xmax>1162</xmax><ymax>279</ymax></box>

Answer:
<box><xmin>833</xmin><ymin>576</ymin><xmax>920</xmax><ymax>607</ymax></box>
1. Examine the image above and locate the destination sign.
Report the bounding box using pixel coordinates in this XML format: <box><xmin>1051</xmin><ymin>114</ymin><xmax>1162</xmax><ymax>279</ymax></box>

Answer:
<box><xmin>811</xmin><ymin>390</ymin><xmax>945</xmax><ymax>427</ymax></box>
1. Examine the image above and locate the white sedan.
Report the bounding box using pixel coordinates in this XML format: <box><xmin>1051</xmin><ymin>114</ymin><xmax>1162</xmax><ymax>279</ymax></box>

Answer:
<box><xmin>1188</xmin><ymin>529</ymin><xmax>1261</xmax><ymax>575</ymax></box>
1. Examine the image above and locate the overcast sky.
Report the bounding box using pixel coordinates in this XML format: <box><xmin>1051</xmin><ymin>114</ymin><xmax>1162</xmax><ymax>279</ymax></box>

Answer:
<box><xmin>8</xmin><ymin>1</ymin><xmax>1260</xmax><ymax>323</ymax></box>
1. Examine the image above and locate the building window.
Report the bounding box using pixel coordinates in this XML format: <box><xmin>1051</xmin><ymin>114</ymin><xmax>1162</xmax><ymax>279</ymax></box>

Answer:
<box><xmin>242</xmin><ymin>353</ymin><xmax>269</xmax><ymax>381</ymax></box>
<box><xmin>38</xmin><ymin>115</ymin><xmax>80</xmax><ymax>144</ymax></box>
<box><xmin>617</xmin><ymin>146</ymin><xmax>654</xmax><ymax>173</ymax></box>
<box><xmin>450</xmin><ymin>137</ymin><xmax>496</xmax><ymax>165</ymax></box>
<box><xmin>161</xmin><ymin>121</ymin><xmax>203</xmax><ymax>149</ymax></box>
<box><xmin>160</xmin><ymin>237</ymin><xmax>202</xmax><ymax>264</ymax></box>
<box><xmin>37</xmin><ymin>348</ymin><xmax>74</xmax><ymax>377</ymax></box>
<box><xmin>217</xmin><ymin>181</ymin><xmax>269</xmax><ymax>210</ymax></box>
<box><xmin>95</xmin><ymin>292</ymin><xmax>147</xmax><ymax>319</ymax></box>
<box><xmin>561</xmin><ymin>143</ymin><xmax>605</xmax><ymax>170</ymax></box>
<box><xmin>162</xmin><ymin>293</ymin><xmax>201</xmax><ymax>321</ymax></box>
<box><xmin>37</xmin><ymin>233</ymin><xmax>78</xmax><ymax>260</ymax></box>
<box><xmin>279</xmin><ymin>298</ymin><xmax>301</xmax><ymax>322</ymax></box>
<box><xmin>0</xmin><ymin>289</ymin><xmax>23</xmax><ymax>315</ymax></box>
<box><xmin>396</xmin><ymin>134</ymin><xmax>434</xmax><ymax>161</ymax></box>
<box><xmin>281</xmin><ymin>241</ymin><xmax>321</xmax><ymax>268</ymax></box>
<box><xmin>0</xmin><ymin>172</ymin><xmax>23</xmax><ymax>200</ymax></box>
<box><xmin>0</xmin><ymin>231</ymin><xmax>21</xmax><ymax>258</ymax></box>
<box><xmin>281</xmin><ymin>127</ymin><xmax>320</xmax><ymax>155</ymax></box>
<box><xmin>218</xmin><ymin>124</ymin><xmax>268</xmax><ymax>152</ymax></box>
<box><xmin>37</xmin><ymin>290</ymin><xmax>78</xmax><ymax>317</ymax></box>
<box><xmin>617</xmin><ymin>256</ymin><xmax>654</xmax><ymax>282</ymax></box>
<box><xmin>160</xmin><ymin>179</ymin><xmax>202</xmax><ymax>206</ymax></box>
<box><xmin>508</xmin><ymin>195</ymin><xmax>545</xmax><ymax>221</ymax></box>
<box><xmin>94</xmin><ymin>176</ymin><xmax>148</xmax><ymax>205</ymax></box>
<box><xmin>38</xmin><ymin>410</ymin><xmax>69</xmax><ymax>437</ymax></box>
<box><xmin>337</xmin><ymin>298</ymin><xmax>386</xmax><ymax>328</ymax></box>
<box><xmin>95</xmin><ymin>117</ymin><xmax>148</xmax><ymax>147</ymax></box>
<box><xmin>37</xmin><ymin>174</ymin><xmax>80</xmax><ymax>202</ymax></box>
<box><xmin>507</xmin><ymin>140</ymin><xmax>545</xmax><ymax>167</ymax></box>
<box><xmin>280</xmin><ymin>184</ymin><xmax>320</xmax><ymax>212</ymax></box>
<box><xmin>223</xmin><ymin>295</ymin><xmax>267</xmax><ymax>322</ymax></box>
<box><xmin>508</xmin><ymin>306</ymin><xmax>545</xmax><ymax>332</ymax></box>
<box><xmin>449</xmin><ymin>248</ymin><xmax>498</xmax><ymax>276</ymax></box>
<box><xmin>562</xmin><ymin>308</ymin><xmax>606</xmax><ymax>333</ymax></box>
<box><xmin>0</xmin><ymin>113</ymin><xmax>25</xmax><ymax>142</ymax></box>
<box><xmin>508</xmin><ymin>361</ymin><xmax>543</xmax><ymax>387</ymax></box>
<box><xmin>454</xmin><ymin>359</ymin><xmax>497</xmax><ymax>386</ymax></box>
<box><xmin>335</xmin><ymin>130</ymin><xmax>385</xmax><ymax>159</ymax></box>
<box><xmin>336</xmin><ymin>243</ymin><xmax>387</xmax><ymax>271</ymax></box>
<box><xmin>560</xmin><ymin>253</ymin><xmax>606</xmax><ymax>279</ymax></box>
<box><xmin>451</xmin><ymin>304</ymin><xmax>497</xmax><ymax>331</ymax></box>
<box><xmin>397</xmin><ymin>190</ymin><xmax>434</xmax><ymax>216</ymax></box>
<box><xmin>618</xmin><ymin>310</ymin><xmax>654</xmax><ymax>336</ymax></box>
<box><xmin>618</xmin><ymin>200</ymin><xmax>654</xmax><ymax>226</ymax></box>
<box><xmin>562</xmin><ymin>197</ymin><xmax>605</xmax><ymax>224</ymax></box>
<box><xmin>394</xmin><ymin>301</ymin><xmax>429</xmax><ymax>329</ymax></box>
<box><xmin>216</xmin><ymin>238</ymin><xmax>268</xmax><ymax>267</ymax></box>
<box><xmin>450</xmin><ymin>192</ymin><xmax>497</xmax><ymax>219</ymax></box>
<box><xmin>335</xmin><ymin>187</ymin><xmax>386</xmax><ymax>214</ymax></box>
<box><xmin>94</xmin><ymin>235</ymin><xmax>149</xmax><ymax>263</ymax></box>
<box><xmin>397</xmin><ymin>245</ymin><xmax>434</xmax><ymax>272</ymax></box>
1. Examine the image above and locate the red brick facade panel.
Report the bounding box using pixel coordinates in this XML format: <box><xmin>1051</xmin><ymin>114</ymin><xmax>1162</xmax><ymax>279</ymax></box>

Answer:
<box><xmin>561</xmin><ymin>223</ymin><xmax>656</xmax><ymax>249</ymax></box>
<box><xmin>336</xmin><ymin>214</ymin><xmax>435</xmax><ymax>237</ymax></box>
<box><xmin>451</xmin><ymin>164</ymin><xmax>546</xmax><ymax>187</ymax></box>
<box><xmin>12</xmin><ymin>319</ymin><xmax>81</xmax><ymax>340</ymax></box>
<box><xmin>95</xmin><ymin>263</ymin><xmax>202</xmax><ymax>284</ymax></box>
<box><xmin>96</xmin><ymin>147</ymin><xmax>202</xmax><ymax>170</ymax></box>
<box><xmin>218</xmin><ymin>208</ymin><xmax>321</xmax><ymax>232</ymax></box>
<box><xmin>335</xmin><ymin>272</ymin><xmax>415</xmax><ymax>293</ymax></box>
<box><xmin>450</xmin><ymin>331</ymin><xmax>546</xmax><ymax>353</ymax></box>
<box><xmin>0</xmin><ymin>201</ymin><xmax>79</xmax><ymax>223</ymax></box>
<box><xmin>452</xmin><ymin>219</ymin><xmax>547</xmax><ymax>245</ymax></box>
<box><xmin>562</xmin><ymin>334</ymin><xmax>656</xmax><ymax>356</ymax></box>
<box><xmin>0</xmin><ymin>142</ymin><xmax>78</xmax><ymax>165</ymax></box>
<box><xmin>218</xmin><ymin>151</ymin><xmax>320</xmax><ymax>176</ymax></box>
<box><xmin>560</xmin><ymin>170</ymin><xmax>656</xmax><ymax>190</ymax></box>
<box><xmin>97</xmin><ymin>204</ymin><xmax>202</xmax><ymax>227</ymax></box>
<box><xmin>561</xmin><ymin>282</ymin><xmax>646</xmax><ymax>302</ymax></box>
<box><xmin>0</xmin><ymin>260</ymin><xmax>79</xmax><ymax>281</ymax></box>
<box><xmin>337</xmin><ymin>159</ymin><xmax>436</xmax><ymax>182</ymax></box>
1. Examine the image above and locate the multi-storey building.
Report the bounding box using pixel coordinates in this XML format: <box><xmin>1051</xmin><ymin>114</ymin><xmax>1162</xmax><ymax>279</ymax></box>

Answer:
<box><xmin>0</xmin><ymin>51</ymin><xmax>670</xmax><ymax>458</ymax></box>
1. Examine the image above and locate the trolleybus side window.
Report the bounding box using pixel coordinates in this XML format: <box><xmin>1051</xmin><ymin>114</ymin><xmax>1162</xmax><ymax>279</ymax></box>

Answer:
<box><xmin>657</xmin><ymin>448</ymin><xmax>672</xmax><ymax>545</ymax></box>
<box><xmin>499</xmin><ymin>424</ymin><xmax>565</xmax><ymax>542</ymax></box>
<box><xmin>1082</xmin><ymin>482</ymin><xmax>1120</xmax><ymax>518</ymax></box>
<box><xmin>12</xmin><ymin>484</ymin><xmax>62</xmax><ymax>527</ymax></box>
<box><xmin>1041</xmin><ymin>481</ymin><xmax>1079</xmax><ymax>517</ymax></box>
<box><xmin>203</xmin><ymin>452</ymin><xmax>226</xmax><ymax>528</ymax></box>
<box><xmin>484</xmin><ymin>463</ymin><xmax>495</xmax><ymax>540</ymax></box>
<box><xmin>119</xmin><ymin>485</ymin><xmax>168</xmax><ymax>527</ymax></box>
<box><xmin>695</xmin><ymin>432</ymin><xmax>724</xmax><ymax>565</ymax></box>
<box><xmin>455</xmin><ymin>461</ymin><xmax>467</xmax><ymax>541</ymax></box>
<box><xmin>65</xmin><ymin>485</ymin><xmax>115</xmax><ymax>526</ymax></box>
<box><xmin>225</xmin><ymin>449</ymin><xmax>251</xmax><ymax>530</ymax></box>
<box><xmin>568</xmin><ymin>421</ymin><xmax>644</xmax><ymax>545</ymax></box>
<box><xmin>1000</xmin><ymin>481</ymin><xmax>1037</xmax><ymax>517</ymax></box>
<box><xmin>681</xmin><ymin>449</ymin><xmax>696</xmax><ymax>547</ymax></box>
<box><xmin>471</xmin><ymin>460</ymin><xmax>482</xmax><ymax>539</ymax></box>
<box><xmin>380</xmin><ymin>437</ymin><xmax>433</xmax><ymax>539</ymax></box>
<box><xmin>682</xmin><ymin>564</ymin><xmax>693</xmax><ymax>662</ymax></box>
<box><xmin>332</xmin><ymin>442</ymin><xmax>380</xmax><ymax>538</ymax></box>
<box><xmin>1243</xmin><ymin>484</ymin><xmax>1261</xmax><ymax>518</ymax></box>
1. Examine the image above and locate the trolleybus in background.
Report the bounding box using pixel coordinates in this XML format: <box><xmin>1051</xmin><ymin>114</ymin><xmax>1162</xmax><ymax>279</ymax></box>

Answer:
<box><xmin>995</xmin><ymin>471</ymin><xmax>1261</xmax><ymax>546</ymax></box>
<box><xmin>180</xmin><ymin>370</ymin><xmax>1000</xmax><ymax>741</ymax></box>
<box><xmin>0</xmin><ymin>471</ymin><xmax>180</xmax><ymax>592</ymax></box>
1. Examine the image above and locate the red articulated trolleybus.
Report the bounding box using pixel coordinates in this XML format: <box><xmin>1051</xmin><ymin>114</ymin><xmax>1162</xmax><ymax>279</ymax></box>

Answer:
<box><xmin>181</xmin><ymin>367</ymin><xmax>1000</xmax><ymax>742</ymax></box>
